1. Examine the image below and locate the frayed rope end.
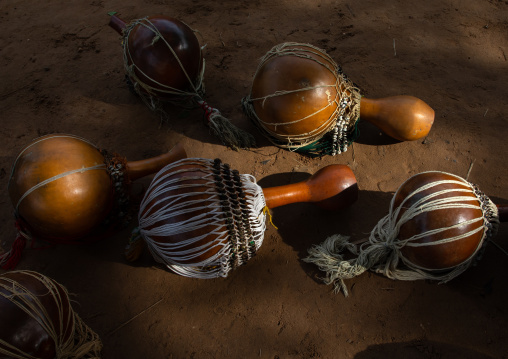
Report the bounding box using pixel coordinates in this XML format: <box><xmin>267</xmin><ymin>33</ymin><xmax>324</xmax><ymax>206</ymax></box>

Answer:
<box><xmin>198</xmin><ymin>100</ymin><xmax>256</xmax><ymax>151</ymax></box>
<box><xmin>304</xmin><ymin>234</ymin><xmax>365</xmax><ymax>297</ymax></box>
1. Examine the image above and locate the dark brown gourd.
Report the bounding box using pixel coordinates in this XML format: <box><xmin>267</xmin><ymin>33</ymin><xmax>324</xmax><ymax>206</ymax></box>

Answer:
<box><xmin>0</xmin><ymin>270</ymin><xmax>101</xmax><ymax>358</ymax></box>
<box><xmin>305</xmin><ymin>170</ymin><xmax>504</xmax><ymax>296</ymax></box>
<box><xmin>109</xmin><ymin>14</ymin><xmax>255</xmax><ymax>150</ymax></box>
<box><xmin>0</xmin><ymin>271</ymin><xmax>71</xmax><ymax>358</ymax></box>
<box><xmin>109</xmin><ymin>14</ymin><xmax>202</xmax><ymax>100</ymax></box>
<box><xmin>394</xmin><ymin>172</ymin><xmax>486</xmax><ymax>270</ymax></box>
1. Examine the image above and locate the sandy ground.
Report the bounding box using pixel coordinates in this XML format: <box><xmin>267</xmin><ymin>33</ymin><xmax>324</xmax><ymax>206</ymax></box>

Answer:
<box><xmin>0</xmin><ymin>0</ymin><xmax>507</xmax><ymax>358</ymax></box>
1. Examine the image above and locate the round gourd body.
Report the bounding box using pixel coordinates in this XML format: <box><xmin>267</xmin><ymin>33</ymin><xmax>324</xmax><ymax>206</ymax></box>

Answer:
<box><xmin>140</xmin><ymin>162</ymin><xmax>230</xmax><ymax>266</ymax></box>
<box><xmin>0</xmin><ymin>271</ymin><xmax>72</xmax><ymax>358</ymax></box>
<box><xmin>125</xmin><ymin>15</ymin><xmax>203</xmax><ymax>99</ymax></box>
<box><xmin>8</xmin><ymin>135</ymin><xmax>114</xmax><ymax>241</ymax></box>
<box><xmin>394</xmin><ymin>172</ymin><xmax>485</xmax><ymax>270</ymax></box>
<box><xmin>138</xmin><ymin>158</ymin><xmax>265</xmax><ymax>278</ymax></box>
<box><xmin>250</xmin><ymin>44</ymin><xmax>339</xmax><ymax>140</ymax></box>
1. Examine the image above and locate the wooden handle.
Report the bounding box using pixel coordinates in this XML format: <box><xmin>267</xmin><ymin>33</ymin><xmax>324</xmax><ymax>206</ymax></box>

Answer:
<box><xmin>498</xmin><ymin>205</ymin><xmax>508</xmax><ymax>222</ymax></box>
<box><xmin>126</xmin><ymin>142</ymin><xmax>187</xmax><ymax>181</ymax></box>
<box><xmin>360</xmin><ymin>95</ymin><xmax>435</xmax><ymax>141</ymax></box>
<box><xmin>262</xmin><ymin>165</ymin><xmax>358</xmax><ymax>211</ymax></box>
<box><xmin>109</xmin><ymin>14</ymin><xmax>127</xmax><ymax>35</ymax></box>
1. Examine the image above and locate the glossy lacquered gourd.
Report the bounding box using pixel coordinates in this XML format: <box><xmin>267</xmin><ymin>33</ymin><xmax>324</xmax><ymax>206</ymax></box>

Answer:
<box><xmin>109</xmin><ymin>14</ymin><xmax>255</xmax><ymax>151</ymax></box>
<box><xmin>8</xmin><ymin>134</ymin><xmax>186</xmax><ymax>241</ymax></box>
<box><xmin>394</xmin><ymin>171</ymin><xmax>501</xmax><ymax>270</ymax></box>
<box><xmin>250</xmin><ymin>44</ymin><xmax>434</xmax><ymax>142</ymax></box>
<box><xmin>262</xmin><ymin>164</ymin><xmax>358</xmax><ymax>211</ymax></box>
<box><xmin>305</xmin><ymin>170</ymin><xmax>505</xmax><ymax>296</ymax></box>
<box><xmin>136</xmin><ymin>159</ymin><xmax>358</xmax><ymax>276</ymax></box>
<box><xmin>109</xmin><ymin>14</ymin><xmax>202</xmax><ymax>99</ymax></box>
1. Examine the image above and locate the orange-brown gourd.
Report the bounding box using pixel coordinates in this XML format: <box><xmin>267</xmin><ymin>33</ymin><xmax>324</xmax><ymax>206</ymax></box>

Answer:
<box><xmin>135</xmin><ymin>158</ymin><xmax>358</xmax><ymax>278</ymax></box>
<box><xmin>8</xmin><ymin>134</ymin><xmax>186</xmax><ymax>241</ymax></box>
<box><xmin>360</xmin><ymin>96</ymin><xmax>434</xmax><ymax>141</ymax></box>
<box><xmin>251</xmin><ymin>45</ymin><xmax>340</xmax><ymax>140</ymax></box>
<box><xmin>245</xmin><ymin>43</ymin><xmax>434</xmax><ymax>156</ymax></box>
<box><xmin>0</xmin><ymin>270</ymin><xmax>102</xmax><ymax>358</ymax></box>
<box><xmin>262</xmin><ymin>164</ymin><xmax>358</xmax><ymax>211</ymax></box>
<box><xmin>109</xmin><ymin>14</ymin><xmax>202</xmax><ymax>100</ymax></box>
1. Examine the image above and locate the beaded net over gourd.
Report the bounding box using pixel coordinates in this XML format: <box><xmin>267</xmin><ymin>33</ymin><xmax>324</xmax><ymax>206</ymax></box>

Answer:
<box><xmin>305</xmin><ymin>171</ymin><xmax>500</xmax><ymax>296</ymax></box>
<box><xmin>0</xmin><ymin>270</ymin><xmax>102</xmax><ymax>358</ymax></box>
<box><xmin>242</xmin><ymin>42</ymin><xmax>361</xmax><ymax>157</ymax></box>
<box><xmin>121</xmin><ymin>17</ymin><xmax>255</xmax><ymax>150</ymax></box>
<box><xmin>136</xmin><ymin>158</ymin><xmax>267</xmax><ymax>278</ymax></box>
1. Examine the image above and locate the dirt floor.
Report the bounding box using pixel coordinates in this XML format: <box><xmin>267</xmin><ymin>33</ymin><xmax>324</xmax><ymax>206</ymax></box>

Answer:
<box><xmin>1</xmin><ymin>0</ymin><xmax>508</xmax><ymax>358</ymax></box>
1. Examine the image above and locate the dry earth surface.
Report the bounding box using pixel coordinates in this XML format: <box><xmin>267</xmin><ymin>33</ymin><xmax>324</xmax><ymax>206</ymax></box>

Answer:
<box><xmin>0</xmin><ymin>0</ymin><xmax>507</xmax><ymax>358</ymax></box>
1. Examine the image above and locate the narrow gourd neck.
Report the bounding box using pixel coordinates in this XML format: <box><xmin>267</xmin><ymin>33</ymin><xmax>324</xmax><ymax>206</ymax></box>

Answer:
<box><xmin>359</xmin><ymin>95</ymin><xmax>435</xmax><ymax>141</ymax></box>
<box><xmin>262</xmin><ymin>165</ymin><xmax>358</xmax><ymax>211</ymax></box>
<box><xmin>125</xmin><ymin>142</ymin><xmax>187</xmax><ymax>181</ymax></box>
<box><xmin>109</xmin><ymin>14</ymin><xmax>127</xmax><ymax>35</ymax></box>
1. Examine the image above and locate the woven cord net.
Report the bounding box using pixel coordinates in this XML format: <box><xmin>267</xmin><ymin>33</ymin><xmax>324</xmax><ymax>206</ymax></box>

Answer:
<box><xmin>242</xmin><ymin>42</ymin><xmax>361</xmax><ymax>157</ymax></box>
<box><xmin>122</xmin><ymin>17</ymin><xmax>255</xmax><ymax>150</ymax></box>
<box><xmin>304</xmin><ymin>172</ymin><xmax>500</xmax><ymax>297</ymax></box>
<box><xmin>0</xmin><ymin>270</ymin><xmax>102</xmax><ymax>358</ymax></box>
<box><xmin>137</xmin><ymin>158</ymin><xmax>267</xmax><ymax>278</ymax></box>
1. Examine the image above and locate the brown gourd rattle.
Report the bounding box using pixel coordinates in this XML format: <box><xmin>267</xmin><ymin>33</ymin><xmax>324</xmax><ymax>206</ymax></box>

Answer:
<box><xmin>0</xmin><ymin>270</ymin><xmax>102</xmax><ymax>358</ymax></box>
<box><xmin>242</xmin><ymin>42</ymin><xmax>435</xmax><ymax>157</ymax></box>
<box><xmin>128</xmin><ymin>158</ymin><xmax>358</xmax><ymax>278</ymax></box>
<box><xmin>1</xmin><ymin>134</ymin><xmax>186</xmax><ymax>269</ymax></box>
<box><xmin>108</xmin><ymin>14</ymin><xmax>255</xmax><ymax>150</ymax></box>
<box><xmin>305</xmin><ymin>171</ymin><xmax>506</xmax><ymax>296</ymax></box>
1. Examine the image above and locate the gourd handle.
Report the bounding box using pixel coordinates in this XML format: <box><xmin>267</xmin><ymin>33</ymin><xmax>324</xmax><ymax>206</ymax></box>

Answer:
<box><xmin>262</xmin><ymin>165</ymin><xmax>358</xmax><ymax>211</ymax></box>
<box><xmin>109</xmin><ymin>14</ymin><xmax>127</xmax><ymax>35</ymax></box>
<box><xmin>498</xmin><ymin>205</ymin><xmax>508</xmax><ymax>222</ymax></box>
<box><xmin>125</xmin><ymin>142</ymin><xmax>187</xmax><ymax>181</ymax></box>
<box><xmin>360</xmin><ymin>95</ymin><xmax>435</xmax><ymax>141</ymax></box>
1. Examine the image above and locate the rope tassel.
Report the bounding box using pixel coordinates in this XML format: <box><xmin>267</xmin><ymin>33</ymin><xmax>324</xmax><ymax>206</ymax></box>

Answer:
<box><xmin>197</xmin><ymin>99</ymin><xmax>256</xmax><ymax>150</ymax></box>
